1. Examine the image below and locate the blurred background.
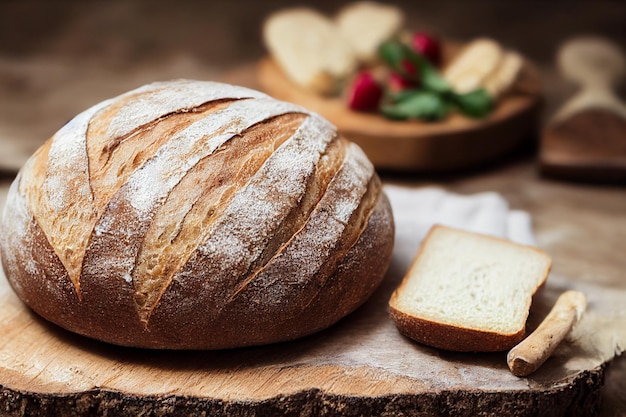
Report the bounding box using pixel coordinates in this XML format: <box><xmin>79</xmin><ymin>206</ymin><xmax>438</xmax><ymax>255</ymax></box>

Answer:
<box><xmin>0</xmin><ymin>0</ymin><xmax>624</xmax><ymax>171</ymax></box>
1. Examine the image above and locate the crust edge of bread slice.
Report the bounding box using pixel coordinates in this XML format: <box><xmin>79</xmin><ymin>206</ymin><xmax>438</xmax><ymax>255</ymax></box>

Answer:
<box><xmin>389</xmin><ymin>224</ymin><xmax>552</xmax><ymax>352</ymax></box>
<box><xmin>389</xmin><ymin>305</ymin><xmax>528</xmax><ymax>352</ymax></box>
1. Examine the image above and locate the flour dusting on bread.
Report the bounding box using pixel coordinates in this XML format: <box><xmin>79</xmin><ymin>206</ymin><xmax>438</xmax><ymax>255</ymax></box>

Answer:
<box><xmin>0</xmin><ymin>80</ymin><xmax>395</xmax><ymax>349</ymax></box>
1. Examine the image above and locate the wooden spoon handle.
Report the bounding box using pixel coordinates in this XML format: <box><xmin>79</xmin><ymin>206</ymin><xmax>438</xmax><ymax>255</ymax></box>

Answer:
<box><xmin>558</xmin><ymin>37</ymin><xmax>626</xmax><ymax>89</ymax></box>
<box><xmin>553</xmin><ymin>37</ymin><xmax>626</xmax><ymax>121</ymax></box>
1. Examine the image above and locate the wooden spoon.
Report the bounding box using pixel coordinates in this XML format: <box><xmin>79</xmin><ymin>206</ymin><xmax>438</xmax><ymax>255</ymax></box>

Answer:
<box><xmin>540</xmin><ymin>37</ymin><xmax>626</xmax><ymax>183</ymax></box>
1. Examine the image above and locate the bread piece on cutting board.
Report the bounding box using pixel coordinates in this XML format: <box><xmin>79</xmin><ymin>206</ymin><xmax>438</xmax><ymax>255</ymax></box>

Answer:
<box><xmin>389</xmin><ymin>225</ymin><xmax>551</xmax><ymax>352</ymax></box>
<box><xmin>263</xmin><ymin>8</ymin><xmax>357</xmax><ymax>95</ymax></box>
<box><xmin>336</xmin><ymin>2</ymin><xmax>404</xmax><ymax>63</ymax></box>
<box><xmin>442</xmin><ymin>38</ymin><xmax>504</xmax><ymax>94</ymax></box>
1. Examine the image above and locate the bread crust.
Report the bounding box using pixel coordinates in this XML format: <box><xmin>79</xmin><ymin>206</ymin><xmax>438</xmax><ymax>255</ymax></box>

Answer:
<box><xmin>389</xmin><ymin>305</ymin><xmax>525</xmax><ymax>352</ymax></box>
<box><xmin>0</xmin><ymin>80</ymin><xmax>394</xmax><ymax>349</ymax></box>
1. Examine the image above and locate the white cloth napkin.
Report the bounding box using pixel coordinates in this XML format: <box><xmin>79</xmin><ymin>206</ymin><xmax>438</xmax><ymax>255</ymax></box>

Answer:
<box><xmin>383</xmin><ymin>185</ymin><xmax>537</xmax><ymax>269</ymax></box>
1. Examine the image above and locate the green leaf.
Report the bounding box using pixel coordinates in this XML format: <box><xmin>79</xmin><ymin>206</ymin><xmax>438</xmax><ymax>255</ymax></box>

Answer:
<box><xmin>419</xmin><ymin>63</ymin><xmax>451</xmax><ymax>94</ymax></box>
<box><xmin>378</xmin><ymin>40</ymin><xmax>494</xmax><ymax>120</ymax></box>
<box><xmin>387</xmin><ymin>89</ymin><xmax>420</xmax><ymax>103</ymax></box>
<box><xmin>378</xmin><ymin>40</ymin><xmax>406</xmax><ymax>71</ymax></box>
<box><xmin>381</xmin><ymin>90</ymin><xmax>451</xmax><ymax>121</ymax></box>
<box><xmin>379</xmin><ymin>40</ymin><xmax>452</xmax><ymax>94</ymax></box>
<box><xmin>452</xmin><ymin>89</ymin><xmax>493</xmax><ymax>118</ymax></box>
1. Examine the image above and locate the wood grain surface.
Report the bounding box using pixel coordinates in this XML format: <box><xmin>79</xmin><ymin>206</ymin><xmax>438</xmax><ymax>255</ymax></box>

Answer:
<box><xmin>542</xmin><ymin>109</ymin><xmax>626</xmax><ymax>182</ymax></box>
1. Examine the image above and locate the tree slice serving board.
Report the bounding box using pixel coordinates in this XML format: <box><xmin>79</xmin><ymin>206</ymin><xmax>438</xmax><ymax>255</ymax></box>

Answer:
<box><xmin>0</xmin><ymin>260</ymin><xmax>605</xmax><ymax>417</ymax></box>
<box><xmin>0</xmin><ymin>184</ymin><xmax>610</xmax><ymax>417</ymax></box>
<box><xmin>256</xmin><ymin>43</ymin><xmax>542</xmax><ymax>172</ymax></box>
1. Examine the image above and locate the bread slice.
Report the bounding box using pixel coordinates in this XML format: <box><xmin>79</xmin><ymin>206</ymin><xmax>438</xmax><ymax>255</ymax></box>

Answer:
<box><xmin>336</xmin><ymin>2</ymin><xmax>404</xmax><ymax>63</ymax></box>
<box><xmin>263</xmin><ymin>8</ymin><xmax>357</xmax><ymax>96</ymax></box>
<box><xmin>389</xmin><ymin>225</ymin><xmax>551</xmax><ymax>352</ymax></box>
<box><xmin>482</xmin><ymin>51</ymin><xmax>524</xmax><ymax>99</ymax></box>
<box><xmin>443</xmin><ymin>38</ymin><xmax>504</xmax><ymax>94</ymax></box>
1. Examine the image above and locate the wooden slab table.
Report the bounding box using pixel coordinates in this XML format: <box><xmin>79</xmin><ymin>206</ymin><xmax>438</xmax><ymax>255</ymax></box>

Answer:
<box><xmin>0</xmin><ymin>157</ymin><xmax>624</xmax><ymax>416</ymax></box>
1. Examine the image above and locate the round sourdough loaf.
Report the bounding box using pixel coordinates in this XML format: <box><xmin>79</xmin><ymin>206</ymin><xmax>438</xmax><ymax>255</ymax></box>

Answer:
<box><xmin>0</xmin><ymin>80</ymin><xmax>394</xmax><ymax>349</ymax></box>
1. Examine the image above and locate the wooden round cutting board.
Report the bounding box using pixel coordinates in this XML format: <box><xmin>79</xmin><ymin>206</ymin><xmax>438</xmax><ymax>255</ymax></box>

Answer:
<box><xmin>0</xmin><ymin>250</ymin><xmax>605</xmax><ymax>417</ymax></box>
<box><xmin>257</xmin><ymin>46</ymin><xmax>542</xmax><ymax>172</ymax></box>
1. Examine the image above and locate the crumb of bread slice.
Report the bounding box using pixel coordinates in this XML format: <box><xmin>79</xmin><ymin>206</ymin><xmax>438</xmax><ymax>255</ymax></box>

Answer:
<box><xmin>389</xmin><ymin>225</ymin><xmax>551</xmax><ymax>352</ymax></box>
<box><xmin>263</xmin><ymin>8</ymin><xmax>357</xmax><ymax>96</ymax></box>
<box><xmin>336</xmin><ymin>2</ymin><xmax>404</xmax><ymax>63</ymax></box>
<box><xmin>442</xmin><ymin>38</ymin><xmax>504</xmax><ymax>94</ymax></box>
<box><xmin>483</xmin><ymin>51</ymin><xmax>524</xmax><ymax>99</ymax></box>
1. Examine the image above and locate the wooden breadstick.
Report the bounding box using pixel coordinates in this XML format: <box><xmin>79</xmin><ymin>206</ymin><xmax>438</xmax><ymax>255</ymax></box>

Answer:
<box><xmin>507</xmin><ymin>290</ymin><xmax>587</xmax><ymax>377</ymax></box>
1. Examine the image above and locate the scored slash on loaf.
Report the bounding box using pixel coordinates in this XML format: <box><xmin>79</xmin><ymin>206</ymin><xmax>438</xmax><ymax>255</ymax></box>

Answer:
<box><xmin>0</xmin><ymin>80</ymin><xmax>395</xmax><ymax>350</ymax></box>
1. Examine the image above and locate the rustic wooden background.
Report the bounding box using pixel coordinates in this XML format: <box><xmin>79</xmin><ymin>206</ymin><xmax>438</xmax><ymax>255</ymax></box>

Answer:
<box><xmin>1</xmin><ymin>0</ymin><xmax>625</xmax><ymax>163</ymax></box>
